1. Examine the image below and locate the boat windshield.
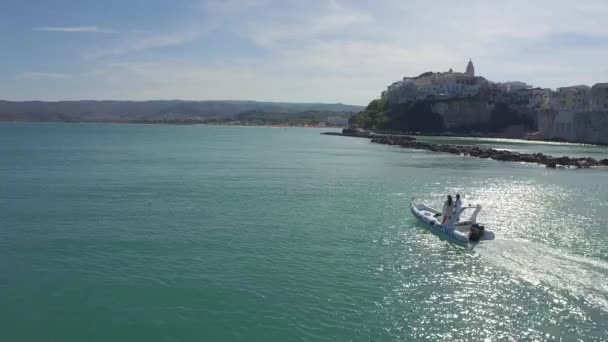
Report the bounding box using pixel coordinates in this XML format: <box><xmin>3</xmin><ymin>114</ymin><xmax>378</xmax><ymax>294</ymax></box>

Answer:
<box><xmin>458</xmin><ymin>205</ymin><xmax>481</xmax><ymax>223</ymax></box>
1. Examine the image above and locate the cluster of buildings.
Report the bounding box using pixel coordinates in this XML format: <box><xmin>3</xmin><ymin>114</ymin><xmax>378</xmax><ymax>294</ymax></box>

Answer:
<box><xmin>382</xmin><ymin>60</ymin><xmax>483</xmax><ymax>104</ymax></box>
<box><xmin>499</xmin><ymin>83</ymin><xmax>608</xmax><ymax>112</ymax></box>
<box><xmin>380</xmin><ymin>60</ymin><xmax>608</xmax><ymax>143</ymax></box>
<box><xmin>538</xmin><ymin>84</ymin><xmax>608</xmax><ymax>142</ymax></box>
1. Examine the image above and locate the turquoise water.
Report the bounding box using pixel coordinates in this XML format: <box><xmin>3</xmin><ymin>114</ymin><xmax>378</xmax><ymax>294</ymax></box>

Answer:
<box><xmin>1</xmin><ymin>123</ymin><xmax>607</xmax><ymax>341</ymax></box>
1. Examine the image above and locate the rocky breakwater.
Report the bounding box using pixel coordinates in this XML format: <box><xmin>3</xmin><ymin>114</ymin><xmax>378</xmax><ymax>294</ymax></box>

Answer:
<box><xmin>321</xmin><ymin>128</ymin><xmax>375</xmax><ymax>138</ymax></box>
<box><xmin>369</xmin><ymin>136</ymin><xmax>608</xmax><ymax>169</ymax></box>
<box><xmin>321</xmin><ymin>128</ymin><xmax>418</xmax><ymax>141</ymax></box>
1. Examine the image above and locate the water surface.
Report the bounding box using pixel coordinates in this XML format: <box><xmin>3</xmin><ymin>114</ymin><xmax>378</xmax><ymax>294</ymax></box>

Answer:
<box><xmin>1</xmin><ymin>123</ymin><xmax>607</xmax><ymax>341</ymax></box>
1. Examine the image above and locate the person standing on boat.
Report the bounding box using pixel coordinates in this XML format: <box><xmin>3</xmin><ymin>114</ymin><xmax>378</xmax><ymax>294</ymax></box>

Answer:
<box><xmin>441</xmin><ymin>195</ymin><xmax>454</xmax><ymax>224</ymax></box>
<box><xmin>452</xmin><ymin>194</ymin><xmax>463</xmax><ymax>224</ymax></box>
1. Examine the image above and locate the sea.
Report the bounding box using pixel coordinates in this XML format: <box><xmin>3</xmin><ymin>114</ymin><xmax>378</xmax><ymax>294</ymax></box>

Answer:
<box><xmin>1</xmin><ymin>123</ymin><xmax>607</xmax><ymax>341</ymax></box>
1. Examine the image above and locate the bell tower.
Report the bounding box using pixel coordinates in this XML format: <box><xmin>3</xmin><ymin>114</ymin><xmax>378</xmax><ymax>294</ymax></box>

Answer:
<box><xmin>465</xmin><ymin>59</ymin><xmax>475</xmax><ymax>77</ymax></box>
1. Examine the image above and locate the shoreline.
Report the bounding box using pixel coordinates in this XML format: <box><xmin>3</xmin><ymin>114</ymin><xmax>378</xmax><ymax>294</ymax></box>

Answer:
<box><xmin>322</xmin><ymin>131</ymin><xmax>608</xmax><ymax>169</ymax></box>
<box><xmin>384</xmin><ymin>131</ymin><xmax>608</xmax><ymax>147</ymax></box>
<box><xmin>323</xmin><ymin>129</ymin><xmax>608</xmax><ymax>147</ymax></box>
<box><xmin>0</xmin><ymin>120</ymin><xmax>345</xmax><ymax>129</ymax></box>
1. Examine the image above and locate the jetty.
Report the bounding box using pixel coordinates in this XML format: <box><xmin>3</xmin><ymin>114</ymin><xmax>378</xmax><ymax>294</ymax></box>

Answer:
<box><xmin>322</xmin><ymin>130</ymin><xmax>608</xmax><ymax>169</ymax></box>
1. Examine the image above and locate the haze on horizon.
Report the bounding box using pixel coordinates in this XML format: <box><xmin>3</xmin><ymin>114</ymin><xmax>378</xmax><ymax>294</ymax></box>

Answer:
<box><xmin>1</xmin><ymin>0</ymin><xmax>607</xmax><ymax>106</ymax></box>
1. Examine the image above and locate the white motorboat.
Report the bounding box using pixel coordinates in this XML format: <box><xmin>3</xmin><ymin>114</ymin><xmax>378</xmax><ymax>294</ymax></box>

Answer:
<box><xmin>410</xmin><ymin>200</ymin><xmax>495</xmax><ymax>247</ymax></box>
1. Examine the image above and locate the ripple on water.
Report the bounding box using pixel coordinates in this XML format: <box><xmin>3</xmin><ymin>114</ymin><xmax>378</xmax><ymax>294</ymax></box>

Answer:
<box><xmin>2</xmin><ymin>125</ymin><xmax>608</xmax><ymax>341</ymax></box>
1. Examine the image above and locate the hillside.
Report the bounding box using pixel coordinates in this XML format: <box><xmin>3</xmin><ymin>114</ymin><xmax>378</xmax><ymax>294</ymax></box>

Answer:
<box><xmin>0</xmin><ymin>100</ymin><xmax>363</xmax><ymax>123</ymax></box>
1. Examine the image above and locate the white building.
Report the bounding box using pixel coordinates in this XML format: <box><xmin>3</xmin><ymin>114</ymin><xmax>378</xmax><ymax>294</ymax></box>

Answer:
<box><xmin>383</xmin><ymin>60</ymin><xmax>484</xmax><ymax>104</ymax></box>
<box><xmin>591</xmin><ymin>83</ymin><xmax>608</xmax><ymax>111</ymax></box>
<box><xmin>527</xmin><ymin>88</ymin><xmax>552</xmax><ymax>110</ymax></box>
<box><xmin>553</xmin><ymin>85</ymin><xmax>591</xmax><ymax>112</ymax></box>
<box><xmin>502</xmin><ymin>81</ymin><xmax>532</xmax><ymax>93</ymax></box>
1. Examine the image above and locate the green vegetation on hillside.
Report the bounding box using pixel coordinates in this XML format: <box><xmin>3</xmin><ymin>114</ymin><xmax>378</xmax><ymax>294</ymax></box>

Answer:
<box><xmin>0</xmin><ymin>100</ymin><xmax>363</xmax><ymax>123</ymax></box>
<box><xmin>350</xmin><ymin>97</ymin><xmax>444</xmax><ymax>132</ymax></box>
<box><xmin>349</xmin><ymin>98</ymin><xmax>389</xmax><ymax>129</ymax></box>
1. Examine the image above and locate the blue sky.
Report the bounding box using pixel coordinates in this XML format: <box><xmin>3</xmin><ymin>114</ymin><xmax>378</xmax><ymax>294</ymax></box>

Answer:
<box><xmin>1</xmin><ymin>0</ymin><xmax>607</xmax><ymax>105</ymax></box>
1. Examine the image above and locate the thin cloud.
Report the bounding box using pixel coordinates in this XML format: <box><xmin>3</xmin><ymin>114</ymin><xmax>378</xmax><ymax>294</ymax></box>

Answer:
<box><xmin>203</xmin><ymin>0</ymin><xmax>270</xmax><ymax>13</ymax></box>
<box><xmin>83</xmin><ymin>30</ymin><xmax>201</xmax><ymax>59</ymax></box>
<box><xmin>33</xmin><ymin>26</ymin><xmax>116</xmax><ymax>33</ymax></box>
<box><xmin>245</xmin><ymin>9</ymin><xmax>371</xmax><ymax>47</ymax></box>
<box><xmin>17</xmin><ymin>72</ymin><xmax>73</xmax><ymax>80</ymax></box>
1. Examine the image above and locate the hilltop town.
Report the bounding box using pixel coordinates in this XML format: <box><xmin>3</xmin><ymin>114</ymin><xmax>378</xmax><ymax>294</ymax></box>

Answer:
<box><xmin>352</xmin><ymin>60</ymin><xmax>608</xmax><ymax>144</ymax></box>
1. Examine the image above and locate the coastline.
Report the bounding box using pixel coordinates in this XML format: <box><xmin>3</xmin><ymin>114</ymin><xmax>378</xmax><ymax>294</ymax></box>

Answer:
<box><xmin>0</xmin><ymin>120</ymin><xmax>345</xmax><ymax>129</ymax></box>
<box><xmin>322</xmin><ymin>130</ymin><xmax>608</xmax><ymax>169</ymax></box>
<box><xmin>326</xmin><ymin>128</ymin><xmax>608</xmax><ymax>147</ymax></box>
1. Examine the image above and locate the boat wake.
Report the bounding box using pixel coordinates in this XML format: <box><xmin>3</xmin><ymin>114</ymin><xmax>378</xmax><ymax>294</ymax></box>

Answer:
<box><xmin>476</xmin><ymin>239</ymin><xmax>608</xmax><ymax>312</ymax></box>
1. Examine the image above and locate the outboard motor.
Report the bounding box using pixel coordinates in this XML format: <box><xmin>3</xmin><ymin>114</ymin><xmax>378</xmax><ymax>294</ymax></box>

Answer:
<box><xmin>469</xmin><ymin>223</ymin><xmax>485</xmax><ymax>242</ymax></box>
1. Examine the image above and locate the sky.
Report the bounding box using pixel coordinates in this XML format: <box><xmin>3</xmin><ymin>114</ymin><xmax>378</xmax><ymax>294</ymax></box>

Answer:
<box><xmin>1</xmin><ymin>0</ymin><xmax>607</xmax><ymax>105</ymax></box>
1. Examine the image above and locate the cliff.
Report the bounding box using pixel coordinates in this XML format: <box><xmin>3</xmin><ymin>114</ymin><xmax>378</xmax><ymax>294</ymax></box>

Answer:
<box><xmin>371</xmin><ymin>61</ymin><xmax>608</xmax><ymax>143</ymax></box>
<box><xmin>538</xmin><ymin>110</ymin><xmax>608</xmax><ymax>144</ymax></box>
<box><xmin>351</xmin><ymin>95</ymin><xmax>533</xmax><ymax>135</ymax></box>
<box><xmin>430</xmin><ymin>98</ymin><xmax>492</xmax><ymax>129</ymax></box>
<box><xmin>576</xmin><ymin>112</ymin><xmax>608</xmax><ymax>144</ymax></box>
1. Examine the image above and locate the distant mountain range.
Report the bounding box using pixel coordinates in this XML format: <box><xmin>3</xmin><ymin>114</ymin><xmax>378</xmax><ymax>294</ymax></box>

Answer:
<box><xmin>0</xmin><ymin>100</ymin><xmax>364</xmax><ymax>123</ymax></box>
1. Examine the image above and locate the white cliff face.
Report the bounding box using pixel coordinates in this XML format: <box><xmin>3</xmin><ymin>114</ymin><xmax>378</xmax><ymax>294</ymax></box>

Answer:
<box><xmin>578</xmin><ymin>111</ymin><xmax>608</xmax><ymax>143</ymax></box>
<box><xmin>538</xmin><ymin>109</ymin><xmax>608</xmax><ymax>144</ymax></box>
<box><xmin>553</xmin><ymin>111</ymin><xmax>577</xmax><ymax>140</ymax></box>
<box><xmin>431</xmin><ymin>99</ymin><xmax>493</xmax><ymax>129</ymax></box>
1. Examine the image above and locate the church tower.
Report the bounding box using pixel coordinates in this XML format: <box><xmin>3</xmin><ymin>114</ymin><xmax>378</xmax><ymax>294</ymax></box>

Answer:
<box><xmin>465</xmin><ymin>59</ymin><xmax>475</xmax><ymax>77</ymax></box>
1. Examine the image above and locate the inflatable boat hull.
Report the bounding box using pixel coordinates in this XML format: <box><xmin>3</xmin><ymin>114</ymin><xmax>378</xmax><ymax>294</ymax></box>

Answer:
<box><xmin>410</xmin><ymin>201</ymin><xmax>494</xmax><ymax>247</ymax></box>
